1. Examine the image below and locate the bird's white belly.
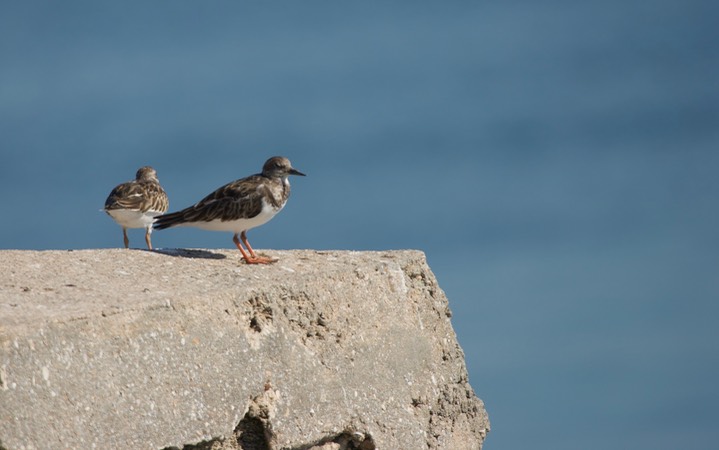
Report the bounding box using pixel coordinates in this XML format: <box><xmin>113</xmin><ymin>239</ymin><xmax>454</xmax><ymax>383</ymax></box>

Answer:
<box><xmin>106</xmin><ymin>209</ymin><xmax>161</xmax><ymax>229</ymax></box>
<box><xmin>190</xmin><ymin>202</ymin><xmax>281</xmax><ymax>233</ymax></box>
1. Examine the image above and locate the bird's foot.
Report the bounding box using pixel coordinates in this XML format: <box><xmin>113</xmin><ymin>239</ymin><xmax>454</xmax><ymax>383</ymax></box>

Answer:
<box><xmin>243</xmin><ymin>255</ymin><xmax>278</xmax><ymax>265</ymax></box>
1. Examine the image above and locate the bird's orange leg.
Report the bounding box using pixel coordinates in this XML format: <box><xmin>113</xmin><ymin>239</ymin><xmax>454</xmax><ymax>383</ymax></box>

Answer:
<box><xmin>145</xmin><ymin>227</ymin><xmax>153</xmax><ymax>250</ymax></box>
<box><xmin>232</xmin><ymin>233</ymin><xmax>254</xmax><ymax>261</ymax></box>
<box><xmin>123</xmin><ymin>228</ymin><xmax>130</xmax><ymax>249</ymax></box>
<box><xmin>240</xmin><ymin>231</ymin><xmax>258</xmax><ymax>258</ymax></box>
<box><xmin>233</xmin><ymin>231</ymin><xmax>276</xmax><ymax>264</ymax></box>
<box><xmin>241</xmin><ymin>231</ymin><xmax>276</xmax><ymax>263</ymax></box>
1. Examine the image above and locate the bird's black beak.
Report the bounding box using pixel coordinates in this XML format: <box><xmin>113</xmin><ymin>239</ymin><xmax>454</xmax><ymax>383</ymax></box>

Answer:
<box><xmin>289</xmin><ymin>168</ymin><xmax>306</xmax><ymax>177</ymax></box>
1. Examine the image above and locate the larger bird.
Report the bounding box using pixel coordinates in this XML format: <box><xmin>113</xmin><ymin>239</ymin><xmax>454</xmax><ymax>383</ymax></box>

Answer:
<box><xmin>153</xmin><ymin>156</ymin><xmax>305</xmax><ymax>264</ymax></box>
<box><xmin>104</xmin><ymin>166</ymin><xmax>169</xmax><ymax>250</ymax></box>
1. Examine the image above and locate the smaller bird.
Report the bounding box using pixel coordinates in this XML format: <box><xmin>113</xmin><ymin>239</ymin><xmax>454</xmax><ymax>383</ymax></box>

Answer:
<box><xmin>153</xmin><ymin>156</ymin><xmax>305</xmax><ymax>264</ymax></box>
<box><xmin>104</xmin><ymin>166</ymin><xmax>169</xmax><ymax>250</ymax></box>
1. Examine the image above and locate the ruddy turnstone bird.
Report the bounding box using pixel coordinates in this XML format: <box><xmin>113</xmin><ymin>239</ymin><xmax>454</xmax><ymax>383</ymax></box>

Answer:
<box><xmin>103</xmin><ymin>166</ymin><xmax>169</xmax><ymax>250</ymax></box>
<box><xmin>153</xmin><ymin>156</ymin><xmax>305</xmax><ymax>264</ymax></box>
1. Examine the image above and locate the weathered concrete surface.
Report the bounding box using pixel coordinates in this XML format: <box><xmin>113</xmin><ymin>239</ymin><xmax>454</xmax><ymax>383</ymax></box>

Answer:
<box><xmin>0</xmin><ymin>249</ymin><xmax>489</xmax><ymax>450</ymax></box>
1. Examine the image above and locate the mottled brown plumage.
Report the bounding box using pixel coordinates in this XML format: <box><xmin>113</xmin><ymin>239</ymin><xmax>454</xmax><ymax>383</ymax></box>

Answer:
<box><xmin>104</xmin><ymin>166</ymin><xmax>169</xmax><ymax>250</ymax></box>
<box><xmin>154</xmin><ymin>156</ymin><xmax>305</xmax><ymax>264</ymax></box>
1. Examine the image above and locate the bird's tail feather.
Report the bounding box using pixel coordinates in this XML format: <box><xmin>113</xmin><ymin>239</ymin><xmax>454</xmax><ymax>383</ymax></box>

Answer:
<box><xmin>153</xmin><ymin>211</ymin><xmax>186</xmax><ymax>230</ymax></box>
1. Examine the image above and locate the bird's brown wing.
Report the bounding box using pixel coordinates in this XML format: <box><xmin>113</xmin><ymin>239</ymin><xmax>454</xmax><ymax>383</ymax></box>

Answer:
<box><xmin>105</xmin><ymin>181</ymin><xmax>168</xmax><ymax>213</ymax></box>
<box><xmin>154</xmin><ymin>175</ymin><xmax>265</xmax><ymax>229</ymax></box>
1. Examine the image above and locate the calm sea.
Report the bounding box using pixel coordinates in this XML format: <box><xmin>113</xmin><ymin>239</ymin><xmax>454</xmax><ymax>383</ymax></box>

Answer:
<box><xmin>1</xmin><ymin>1</ymin><xmax>718</xmax><ymax>448</ymax></box>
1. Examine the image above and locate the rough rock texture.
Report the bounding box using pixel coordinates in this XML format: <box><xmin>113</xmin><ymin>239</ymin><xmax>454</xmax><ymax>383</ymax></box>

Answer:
<box><xmin>0</xmin><ymin>249</ymin><xmax>489</xmax><ymax>450</ymax></box>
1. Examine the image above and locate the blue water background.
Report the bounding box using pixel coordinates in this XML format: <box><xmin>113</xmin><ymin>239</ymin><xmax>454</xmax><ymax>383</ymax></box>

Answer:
<box><xmin>2</xmin><ymin>1</ymin><xmax>718</xmax><ymax>448</ymax></box>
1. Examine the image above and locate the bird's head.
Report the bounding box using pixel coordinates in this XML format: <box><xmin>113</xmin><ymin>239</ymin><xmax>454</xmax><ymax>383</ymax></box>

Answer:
<box><xmin>262</xmin><ymin>156</ymin><xmax>306</xmax><ymax>179</ymax></box>
<box><xmin>135</xmin><ymin>166</ymin><xmax>159</xmax><ymax>182</ymax></box>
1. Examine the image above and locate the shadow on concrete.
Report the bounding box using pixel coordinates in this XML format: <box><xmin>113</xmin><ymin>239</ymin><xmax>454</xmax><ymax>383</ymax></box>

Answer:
<box><xmin>152</xmin><ymin>248</ymin><xmax>227</xmax><ymax>260</ymax></box>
